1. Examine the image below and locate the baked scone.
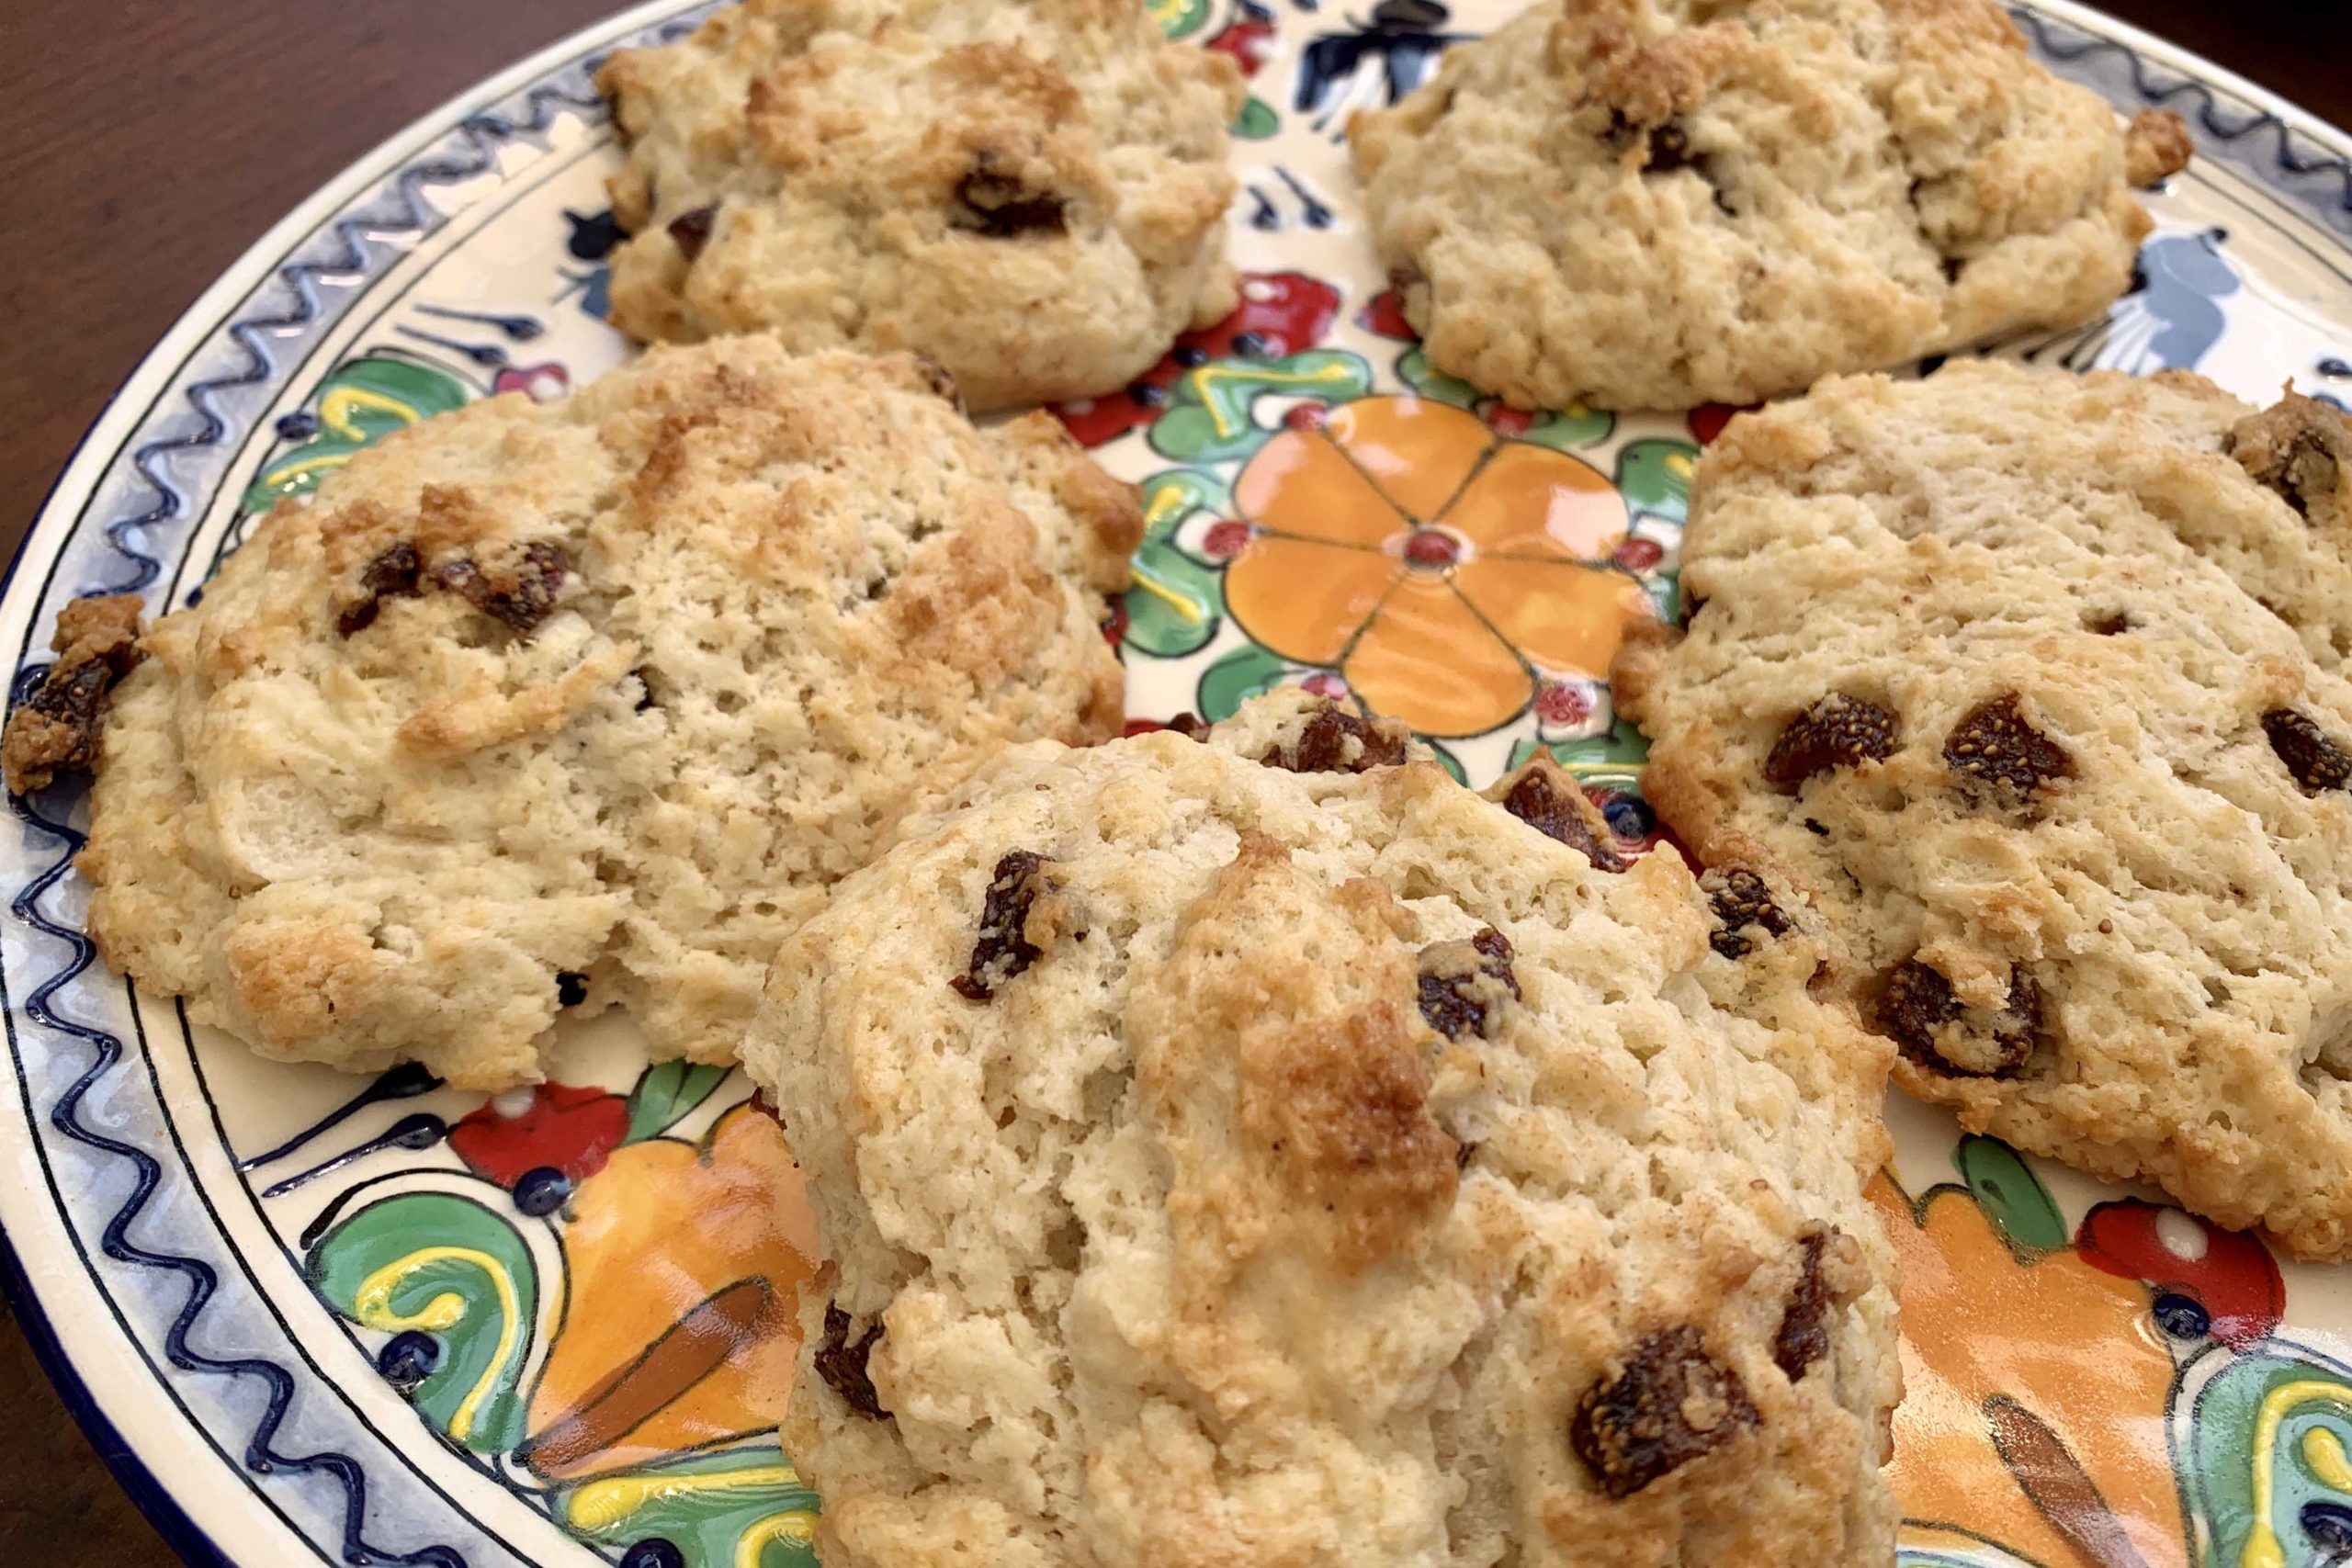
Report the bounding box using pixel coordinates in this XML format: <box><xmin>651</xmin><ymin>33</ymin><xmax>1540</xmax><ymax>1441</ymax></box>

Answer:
<box><xmin>1350</xmin><ymin>0</ymin><xmax>2193</xmax><ymax>411</ymax></box>
<box><xmin>63</xmin><ymin>338</ymin><xmax>1138</xmax><ymax>1089</ymax></box>
<box><xmin>595</xmin><ymin>0</ymin><xmax>1243</xmax><ymax>412</ymax></box>
<box><xmin>747</xmin><ymin>690</ymin><xmax>1900</xmax><ymax>1566</ymax></box>
<box><xmin>1615</xmin><ymin>363</ymin><xmax>2352</xmax><ymax>1258</ymax></box>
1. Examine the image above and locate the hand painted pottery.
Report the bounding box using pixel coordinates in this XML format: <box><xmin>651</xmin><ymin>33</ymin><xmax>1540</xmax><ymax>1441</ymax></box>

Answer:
<box><xmin>4</xmin><ymin>2</ymin><xmax>2351</xmax><ymax>1564</ymax></box>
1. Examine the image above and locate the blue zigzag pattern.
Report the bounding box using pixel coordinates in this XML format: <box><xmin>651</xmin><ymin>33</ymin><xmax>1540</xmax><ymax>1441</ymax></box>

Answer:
<box><xmin>13</xmin><ymin>67</ymin><xmax>622</xmax><ymax>1568</ymax></box>
<box><xmin>96</xmin><ymin>84</ymin><xmax>603</xmax><ymax>596</ymax></box>
<box><xmin>2011</xmin><ymin>7</ymin><xmax>2352</xmax><ymax>225</ymax></box>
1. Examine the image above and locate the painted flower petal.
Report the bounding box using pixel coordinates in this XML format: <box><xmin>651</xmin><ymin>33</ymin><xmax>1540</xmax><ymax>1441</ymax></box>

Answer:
<box><xmin>1442</xmin><ymin>441</ymin><xmax>1628</xmax><ymax>560</ymax></box>
<box><xmin>1227</xmin><ymin>536</ymin><xmax>1396</xmax><ymax>665</ymax></box>
<box><xmin>1323</xmin><ymin>396</ymin><xmax>1494</xmax><ymax>523</ymax></box>
<box><xmin>1342</xmin><ymin>577</ymin><xmax>1531</xmax><ymax>737</ymax></box>
<box><xmin>1234</xmin><ymin>426</ymin><xmax>1410</xmax><ymax>547</ymax></box>
<box><xmin>1453</xmin><ymin>557</ymin><xmax>1654</xmax><ymax>681</ymax></box>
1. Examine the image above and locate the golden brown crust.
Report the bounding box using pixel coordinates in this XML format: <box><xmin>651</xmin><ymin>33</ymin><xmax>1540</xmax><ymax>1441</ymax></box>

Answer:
<box><xmin>752</xmin><ymin>690</ymin><xmax>1901</xmax><ymax>1568</ymax></box>
<box><xmin>1616</xmin><ymin>362</ymin><xmax>2352</xmax><ymax>1258</ymax></box>
<box><xmin>78</xmin><ymin>338</ymin><xmax>1136</xmax><ymax>1089</ymax></box>
<box><xmin>1352</xmin><ymin>0</ymin><xmax>2157</xmax><ymax>410</ymax></box>
<box><xmin>594</xmin><ymin>0</ymin><xmax>1241</xmax><ymax>411</ymax></box>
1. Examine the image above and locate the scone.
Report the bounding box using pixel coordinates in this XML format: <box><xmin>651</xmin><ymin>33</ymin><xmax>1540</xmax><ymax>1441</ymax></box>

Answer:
<box><xmin>1350</xmin><ymin>0</ymin><xmax>2193</xmax><ymax>411</ymax></box>
<box><xmin>48</xmin><ymin>338</ymin><xmax>1138</xmax><ymax>1089</ymax></box>
<box><xmin>747</xmin><ymin>690</ymin><xmax>1900</xmax><ymax>1566</ymax></box>
<box><xmin>595</xmin><ymin>0</ymin><xmax>1243</xmax><ymax>412</ymax></box>
<box><xmin>1615</xmin><ymin>362</ymin><xmax>2352</xmax><ymax>1257</ymax></box>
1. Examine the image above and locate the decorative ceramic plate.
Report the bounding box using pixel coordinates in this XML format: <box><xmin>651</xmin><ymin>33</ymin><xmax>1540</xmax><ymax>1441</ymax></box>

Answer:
<box><xmin>4</xmin><ymin>2</ymin><xmax>2349</xmax><ymax>1564</ymax></box>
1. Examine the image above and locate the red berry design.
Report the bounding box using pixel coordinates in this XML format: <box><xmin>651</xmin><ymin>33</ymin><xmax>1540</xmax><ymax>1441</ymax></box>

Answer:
<box><xmin>1536</xmin><ymin>682</ymin><xmax>1593</xmax><ymax>726</ymax></box>
<box><xmin>1203</xmin><ymin>520</ymin><xmax>1252</xmax><ymax>560</ymax></box>
<box><xmin>1613</xmin><ymin>536</ymin><xmax>1665</xmax><ymax>572</ymax></box>
<box><xmin>447</xmin><ymin>1083</ymin><xmax>629</xmax><ymax>1188</ymax></box>
<box><xmin>1402</xmin><ymin>529</ymin><xmax>1459</xmax><ymax>568</ymax></box>
<box><xmin>1357</xmin><ymin>288</ymin><xmax>1417</xmax><ymax>341</ymax></box>
<box><xmin>1301</xmin><ymin>672</ymin><xmax>1348</xmax><ymax>699</ymax></box>
<box><xmin>1283</xmin><ymin>403</ymin><xmax>1329</xmax><ymax>432</ymax></box>
<box><xmin>1486</xmin><ymin>406</ymin><xmax>1536</xmax><ymax>438</ymax></box>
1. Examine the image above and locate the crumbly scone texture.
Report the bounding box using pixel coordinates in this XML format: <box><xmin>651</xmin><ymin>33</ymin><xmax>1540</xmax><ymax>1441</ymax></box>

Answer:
<box><xmin>747</xmin><ymin>689</ymin><xmax>1899</xmax><ymax>1568</ymax></box>
<box><xmin>1350</xmin><ymin>0</ymin><xmax>2165</xmax><ymax>412</ymax></box>
<box><xmin>78</xmin><ymin>337</ymin><xmax>1138</xmax><ymax>1089</ymax></box>
<box><xmin>595</xmin><ymin>0</ymin><xmax>1243</xmax><ymax>412</ymax></box>
<box><xmin>1614</xmin><ymin>361</ymin><xmax>2352</xmax><ymax>1258</ymax></box>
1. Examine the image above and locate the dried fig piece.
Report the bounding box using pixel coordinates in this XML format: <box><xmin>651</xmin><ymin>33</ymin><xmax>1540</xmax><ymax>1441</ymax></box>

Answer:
<box><xmin>1763</xmin><ymin>694</ymin><xmax>1896</xmax><ymax>790</ymax></box>
<box><xmin>1260</xmin><ymin>704</ymin><xmax>1408</xmax><ymax>773</ymax></box>
<box><xmin>1773</xmin><ymin>1228</ymin><xmax>1837</xmax><ymax>1381</ymax></box>
<box><xmin>955</xmin><ymin>151</ymin><xmax>1069</xmax><ymax>238</ymax></box>
<box><xmin>2227</xmin><ymin>390</ymin><xmax>2350</xmax><ymax>526</ymax></box>
<box><xmin>1881</xmin><ymin>959</ymin><xmax>2041</xmax><ymax>1077</ymax></box>
<box><xmin>666</xmin><ymin>204</ymin><xmax>718</xmax><ymax>260</ymax></box>
<box><xmin>1945</xmin><ymin>693</ymin><xmax>2072</xmax><ymax>800</ymax></box>
<box><xmin>435</xmin><ymin>539</ymin><xmax>570</xmax><ymax>634</ymax></box>
<box><xmin>1705</xmin><ymin>868</ymin><xmax>1792</xmax><ymax>959</ymax></box>
<box><xmin>2</xmin><ymin>593</ymin><xmax>146</xmax><ymax>794</ymax></box>
<box><xmin>1568</xmin><ymin>1325</ymin><xmax>1756</xmax><ymax>1498</ymax></box>
<box><xmin>336</xmin><ymin>540</ymin><xmax>424</xmax><ymax>637</ymax></box>
<box><xmin>1417</xmin><ymin>926</ymin><xmax>1520</xmax><ymax>1041</ymax></box>
<box><xmin>951</xmin><ymin>851</ymin><xmax>1061</xmax><ymax>1001</ymax></box>
<box><xmin>1491</xmin><ymin>761</ymin><xmax>1623</xmax><ymax>872</ymax></box>
<box><xmin>814</xmin><ymin>1303</ymin><xmax>889</xmax><ymax>1419</ymax></box>
<box><xmin>2264</xmin><ymin>708</ymin><xmax>2352</xmax><ymax>795</ymax></box>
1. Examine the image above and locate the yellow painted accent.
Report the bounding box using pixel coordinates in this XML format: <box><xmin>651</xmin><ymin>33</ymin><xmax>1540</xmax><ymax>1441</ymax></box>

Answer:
<box><xmin>1128</xmin><ymin>568</ymin><xmax>1203</xmax><ymax>624</ymax></box>
<box><xmin>1142</xmin><ymin>485</ymin><xmax>1195</xmax><ymax>534</ymax></box>
<box><xmin>354</xmin><ymin>1247</ymin><xmax>520</xmax><ymax>1443</ymax></box>
<box><xmin>318</xmin><ymin>386</ymin><xmax>423</xmax><ymax>441</ymax></box>
<box><xmin>259</xmin><ymin>451</ymin><xmax>356</xmax><ymax>487</ymax></box>
<box><xmin>2307</xmin><ymin>1426</ymin><xmax>2352</xmax><ymax>1491</ymax></box>
<box><xmin>1189</xmin><ymin>361</ymin><xmax>1362</xmax><ymax>440</ymax></box>
<box><xmin>2242</xmin><ymin>1380</ymin><xmax>2352</xmax><ymax>1568</ymax></box>
<box><xmin>1665</xmin><ymin>452</ymin><xmax>1694</xmax><ymax>480</ymax></box>
<box><xmin>734</xmin><ymin>1509</ymin><xmax>820</xmax><ymax>1568</ymax></box>
<box><xmin>563</xmin><ymin>1465</ymin><xmax>804</xmax><ymax>1534</ymax></box>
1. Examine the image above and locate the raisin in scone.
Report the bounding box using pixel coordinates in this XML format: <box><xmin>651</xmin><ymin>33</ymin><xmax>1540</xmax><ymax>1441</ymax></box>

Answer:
<box><xmin>745</xmin><ymin>690</ymin><xmax>1900</xmax><ymax>1567</ymax></box>
<box><xmin>595</xmin><ymin>0</ymin><xmax>1242</xmax><ymax>412</ymax></box>
<box><xmin>1350</xmin><ymin>0</ymin><xmax>2191</xmax><ymax>412</ymax></box>
<box><xmin>1614</xmin><ymin>363</ymin><xmax>2352</xmax><ymax>1258</ymax></box>
<box><xmin>48</xmin><ymin>338</ymin><xmax>1137</xmax><ymax>1089</ymax></box>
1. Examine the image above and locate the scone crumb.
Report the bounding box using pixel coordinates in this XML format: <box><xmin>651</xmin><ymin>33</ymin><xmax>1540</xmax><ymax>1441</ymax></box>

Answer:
<box><xmin>2123</xmin><ymin>107</ymin><xmax>2193</xmax><ymax>186</ymax></box>
<box><xmin>2227</xmin><ymin>389</ymin><xmax>2352</xmax><ymax>529</ymax></box>
<box><xmin>1488</xmin><ymin>758</ymin><xmax>1624</xmax><ymax>871</ymax></box>
<box><xmin>3</xmin><ymin>592</ymin><xmax>145</xmax><ymax>795</ymax></box>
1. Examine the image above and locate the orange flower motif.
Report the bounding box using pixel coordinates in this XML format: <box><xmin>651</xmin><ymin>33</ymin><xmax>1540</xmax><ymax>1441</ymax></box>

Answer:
<box><xmin>1224</xmin><ymin>397</ymin><xmax>1655</xmax><ymax>737</ymax></box>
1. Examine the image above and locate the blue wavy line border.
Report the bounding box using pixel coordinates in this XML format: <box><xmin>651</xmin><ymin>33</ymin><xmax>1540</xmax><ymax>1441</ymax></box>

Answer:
<box><xmin>5</xmin><ymin>5</ymin><xmax>2347</xmax><ymax>1567</ymax></box>
<box><xmin>2010</xmin><ymin>6</ymin><xmax>2352</xmax><ymax>226</ymax></box>
<box><xmin>8</xmin><ymin>75</ymin><xmax>611</xmax><ymax>1568</ymax></box>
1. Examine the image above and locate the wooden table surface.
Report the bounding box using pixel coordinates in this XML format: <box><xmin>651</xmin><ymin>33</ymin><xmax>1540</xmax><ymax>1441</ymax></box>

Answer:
<box><xmin>0</xmin><ymin>1</ymin><xmax>2345</xmax><ymax>1562</ymax></box>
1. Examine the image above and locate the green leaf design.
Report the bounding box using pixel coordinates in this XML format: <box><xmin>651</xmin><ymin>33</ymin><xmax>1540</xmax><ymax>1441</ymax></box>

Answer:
<box><xmin>2184</xmin><ymin>1351</ymin><xmax>2352</xmax><ymax>1568</ymax></box>
<box><xmin>1126</xmin><ymin>548</ymin><xmax>1225</xmax><ymax>658</ymax></box>
<box><xmin>308</xmin><ymin>1192</ymin><xmax>538</xmax><ymax>1451</ymax></box>
<box><xmin>1149</xmin><ymin>350</ymin><xmax>1374</xmax><ymax>463</ymax></box>
<box><xmin>1198</xmin><ymin>644</ymin><xmax>1293</xmax><ymax>722</ymax></box>
<box><xmin>1544</xmin><ymin>716</ymin><xmax>1652</xmax><ymax>773</ymax></box>
<box><xmin>625</xmin><ymin>1060</ymin><xmax>734</xmax><ymax>1143</ymax></box>
<box><xmin>1510</xmin><ymin>404</ymin><xmax>1617</xmax><ymax>451</ymax></box>
<box><xmin>556</xmin><ymin>1446</ymin><xmax>823</xmax><ymax>1568</ymax></box>
<box><xmin>1955</xmin><ymin>1135</ymin><xmax>2068</xmax><ymax>1256</ymax></box>
<box><xmin>1616</xmin><ymin>437</ymin><xmax>1702</xmax><ymax>525</ymax></box>
<box><xmin>1148</xmin><ymin>0</ymin><xmax>1211</xmax><ymax>39</ymax></box>
<box><xmin>1426</xmin><ymin>741</ymin><xmax>1466</xmax><ymax>784</ymax></box>
<box><xmin>1232</xmin><ymin>96</ymin><xmax>1279</xmax><ymax>139</ymax></box>
<box><xmin>243</xmin><ymin>355</ymin><xmax>471</xmax><ymax>513</ymax></box>
<box><xmin>1396</xmin><ymin>346</ymin><xmax>1480</xmax><ymax>409</ymax></box>
<box><xmin>1125</xmin><ymin>470</ymin><xmax>1232</xmax><ymax>658</ymax></box>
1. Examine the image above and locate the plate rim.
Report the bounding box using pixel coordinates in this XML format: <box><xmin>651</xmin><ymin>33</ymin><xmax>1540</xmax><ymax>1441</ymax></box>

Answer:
<box><xmin>1</xmin><ymin>2</ymin><xmax>2346</xmax><ymax>1564</ymax></box>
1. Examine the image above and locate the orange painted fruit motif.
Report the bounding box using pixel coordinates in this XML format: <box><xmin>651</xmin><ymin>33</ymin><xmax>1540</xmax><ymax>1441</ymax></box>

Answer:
<box><xmin>523</xmin><ymin>1103</ymin><xmax>819</xmax><ymax>1479</ymax></box>
<box><xmin>1223</xmin><ymin>396</ymin><xmax>1656</xmax><ymax>737</ymax></box>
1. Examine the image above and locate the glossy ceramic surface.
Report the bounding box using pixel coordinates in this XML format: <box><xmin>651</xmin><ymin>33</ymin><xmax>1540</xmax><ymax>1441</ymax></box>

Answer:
<box><xmin>3</xmin><ymin>2</ymin><xmax>2350</xmax><ymax>1564</ymax></box>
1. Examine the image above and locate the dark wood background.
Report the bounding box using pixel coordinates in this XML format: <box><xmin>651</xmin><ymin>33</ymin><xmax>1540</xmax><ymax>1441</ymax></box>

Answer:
<box><xmin>0</xmin><ymin>1</ymin><xmax>2344</xmax><ymax>1562</ymax></box>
